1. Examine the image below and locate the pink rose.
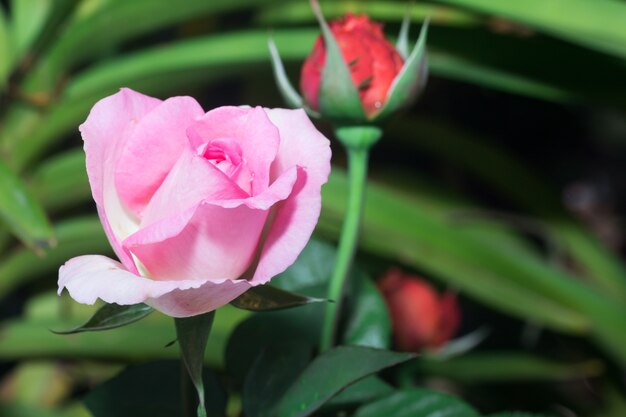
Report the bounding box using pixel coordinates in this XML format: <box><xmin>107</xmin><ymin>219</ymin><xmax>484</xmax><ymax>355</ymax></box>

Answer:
<box><xmin>58</xmin><ymin>88</ymin><xmax>331</xmax><ymax>317</ymax></box>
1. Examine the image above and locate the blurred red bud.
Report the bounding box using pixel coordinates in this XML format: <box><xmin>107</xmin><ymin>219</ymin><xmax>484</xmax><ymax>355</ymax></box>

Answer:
<box><xmin>300</xmin><ymin>14</ymin><xmax>404</xmax><ymax>117</ymax></box>
<box><xmin>378</xmin><ymin>268</ymin><xmax>461</xmax><ymax>352</ymax></box>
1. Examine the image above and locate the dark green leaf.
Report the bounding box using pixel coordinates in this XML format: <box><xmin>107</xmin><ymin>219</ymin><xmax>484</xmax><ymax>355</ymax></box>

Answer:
<box><xmin>84</xmin><ymin>360</ymin><xmax>226</xmax><ymax>417</ymax></box>
<box><xmin>488</xmin><ymin>413</ymin><xmax>552</xmax><ymax>417</ymax></box>
<box><xmin>343</xmin><ymin>271</ymin><xmax>391</xmax><ymax>349</ymax></box>
<box><xmin>243</xmin><ymin>342</ymin><xmax>313</xmax><ymax>417</ymax></box>
<box><xmin>225</xmin><ymin>303</ymin><xmax>324</xmax><ymax>388</ymax></box>
<box><xmin>175</xmin><ymin>312</ymin><xmax>215</xmax><ymax>417</ymax></box>
<box><xmin>52</xmin><ymin>303</ymin><xmax>154</xmax><ymax>334</ymax></box>
<box><xmin>354</xmin><ymin>389</ymin><xmax>479</xmax><ymax>417</ymax></box>
<box><xmin>0</xmin><ymin>159</ymin><xmax>55</xmax><ymax>252</ymax></box>
<box><xmin>274</xmin><ymin>346</ymin><xmax>415</xmax><ymax>417</ymax></box>
<box><xmin>271</xmin><ymin>238</ymin><xmax>336</xmax><ymax>294</ymax></box>
<box><xmin>230</xmin><ymin>285</ymin><xmax>325</xmax><ymax>312</ymax></box>
<box><xmin>324</xmin><ymin>376</ymin><xmax>394</xmax><ymax>412</ymax></box>
<box><xmin>416</xmin><ymin>352</ymin><xmax>604</xmax><ymax>383</ymax></box>
<box><xmin>432</xmin><ymin>0</ymin><xmax>626</xmax><ymax>59</ymax></box>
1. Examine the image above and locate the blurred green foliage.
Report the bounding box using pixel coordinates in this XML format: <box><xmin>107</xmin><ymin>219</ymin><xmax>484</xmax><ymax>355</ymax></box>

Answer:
<box><xmin>0</xmin><ymin>0</ymin><xmax>625</xmax><ymax>416</ymax></box>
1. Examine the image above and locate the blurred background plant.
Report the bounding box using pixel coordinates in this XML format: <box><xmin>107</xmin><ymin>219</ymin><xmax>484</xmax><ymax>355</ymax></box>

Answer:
<box><xmin>0</xmin><ymin>0</ymin><xmax>625</xmax><ymax>416</ymax></box>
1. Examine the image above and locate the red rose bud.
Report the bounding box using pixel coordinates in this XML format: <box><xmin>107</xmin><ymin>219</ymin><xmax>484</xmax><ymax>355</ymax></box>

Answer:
<box><xmin>300</xmin><ymin>14</ymin><xmax>404</xmax><ymax>118</ymax></box>
<box><xmin>268</xmin><ymin>1</ymin><xmax>428</xmax><ymax>127</ymax></box>
<box><xmin>378</xmin><ymin>268</ymin><xmax>460</xmax><ymax>352</ymax></box>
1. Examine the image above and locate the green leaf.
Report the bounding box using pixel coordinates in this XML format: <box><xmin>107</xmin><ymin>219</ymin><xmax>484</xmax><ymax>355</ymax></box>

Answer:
<box><xmin>0</xmin><ymin>403</ymin><xmax>87</xmax><ymax>417</ymax></box>
<box><xmin>42</xmin><ymin>0</ymin><xmax>282</xmax><ymax>76</ymax></box>
<box><xmin>271</xmin><ymin>238</ymin><xmax>336</xmax><ymax>293</ymax></box>
<box><xmin>84</xmin><ymin>361</ymin><xmax>226</xmax><ymax>417</ymax></box>
<box><xmin>354</xmin><ymin>389</ymin><xmax>479</xmax><ymax>417</ymax></box>
<box><xmin>0</xmin><ymin>216</ymin><xmax>109</xmax><ymax>299</ymax></box>
<box><xmin>52</xmin><ymin>303</ymin><xmax>154</xmax><ymax>334</ymax></box>
<box><xmin>488</xmin><ymin>414</ymin><xmax>552</xmax><ymax>417</ymax></box>
<box><xmin>343</xmin><ymin>270</ymin><xmax>391</xmax><ymax>349</ymax></box>
<box><xmin>0</xmin><ymin>292</ymin><xmax>248</xmax><ymax>368</ymax></box>
<box><xmin>225</xmin><ymin>303</ymin><xmax>324</xmax><ymax>388</ymax></box>
<box><xmin>377</xmin><ymin>19</ymin><xmax>429</xmax><ymax>120</ymax></box>
<box><xmin>319</xmin><ymin>170</ymin><xmax>592</xmax><ymax>333</ymax></box>
<box><xmin>268</xmin><ymin>36</ymin><xmax>304</xmax><ymax>109</ymax></box>
<box><xmin>243</xmin><ymin>342</ymin><xmax>313</xmax><ymax>417</ymax></box>
<box><xmin>388</xmin><ymin>117</ymin><xmax>626</xmax><ymax>301</ymax></box>
<box><xmin>274</xmin><ymin>346</ymin><xmax>415</xmax><ymax>417</ymax></box>
<box><xmin>323</xmin><ymin>376</ymin><xmax>394</xmax><ymax>412</ymax></box>
<box><xmin>432</xmin><ymin>0</ymin><xmax>626</xmax><ymax>59</ymax></box>
<box><xmin>9</xmin><ymin>0</ymin><xmax>52</xmax><ymax>64</ymax></box>
<box><xmin>0</xmin><ymin>158</ymin><xmax>55</xmax><ymax>252</ymax></box>
<box><xmin>175</xmin><ymin>312</ymin><xmax>216</xmax><ymax>417</ymax></box>
<box><xmin>311</xmin><ymin>0</ymin><xmax>366</xmax><ymax>121</ymax></box>
<box><xmin>30</xmin><ymin>149</ymin><xmax>90</xmax><ymax>212</ymax></box>
<box><xmin>256</xmin><ymin>2</ymin><xmax>482</xmax><ymax>28</ymax></box>
<box><xmin>416</xmin><ymin>352</ymin><xmax>604</xmax><ymax>383</ymax></box>
<box><xmin>0</xmin><ymin>5</ymin><xmax>10</xmax><ymax>90</ymax></box>
<box><xmin>230</xmin><ymin>285</ymin><xmax>325</xmax><ymax>312</ymax></box>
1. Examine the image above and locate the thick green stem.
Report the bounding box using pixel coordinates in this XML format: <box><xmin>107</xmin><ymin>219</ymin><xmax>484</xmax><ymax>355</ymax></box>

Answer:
<box><xmin>320</xmin><ymin>125</ymin><xmax>380</xmax><ymax>352</ymax></box>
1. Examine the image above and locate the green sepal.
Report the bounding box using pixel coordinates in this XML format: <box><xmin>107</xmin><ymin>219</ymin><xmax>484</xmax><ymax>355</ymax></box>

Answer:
<box><xmin>376</xmin><ymin>19</ymin><xmax>430</xmax><ymax>121</ymax></box>
<box><xmin>396</xmin><ymin>12</ymin><xmax>411</xmax><ymax>59</ymax></box>
<box><xmin>175</xmin><ymin>311</ymin><xmax>216</xmax><ymax>417</ymax></box>
<box><xmin>311</xmin><ymin>0</ymin><xmax>366</xmax><ymax>122</ymax></box>
<box><xmin>268</xmin><ymin>36</ymin><xmax>304</xmax><ymax>109</ymax></box>
<box><xmin>52</xmin><ymin>303</ymin><xmax>154</xmax><ymax>334</ymax></box>
<box><xmin>230</xmin><ymin>285</ymin><xmax>326</xmax><ymax>312</ymax></box>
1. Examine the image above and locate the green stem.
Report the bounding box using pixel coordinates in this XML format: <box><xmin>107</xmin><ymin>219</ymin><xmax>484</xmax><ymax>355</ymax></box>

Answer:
<box><xmin>320</xmin><ymin>125</ymin><xmax>380</xmax><ymax>352</ymax></box>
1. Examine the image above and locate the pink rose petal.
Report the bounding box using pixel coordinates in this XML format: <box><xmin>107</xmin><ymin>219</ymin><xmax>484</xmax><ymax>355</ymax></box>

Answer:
<box><xmin>123</xmin><ymin>166</ymin><xmax>299</xmax><ymax>281</ymax></box>
<box><xmin>249</xmin><ymin>108</ymin><xmax>331</xmax><ymax>285</ymax></box>
<box><xmin>188</xmin><ymin>106</ymin><xmax>280</xmax><ymax>196</ymax></box>
<box><xmin>140</xmin><ymin>145</ymin><xmax>248</xmax><ymax>228</ymax></box>
<box><xmin>80</xmin><ymin>88</ymin><xmax>162</xmax><ymax>272</ymax></box>
<box><xmin>115</xmin><ymin>96</ymin><xmax>205</xmax><ymax>216</ymax></box>
<box><xmin>58</xmin><ymin>255</ymin><xmax>250</xmax><ymax>317</ymax></box>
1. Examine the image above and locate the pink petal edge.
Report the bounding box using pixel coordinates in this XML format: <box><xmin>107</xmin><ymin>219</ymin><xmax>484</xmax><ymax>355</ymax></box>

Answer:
<box><xmin>58</xmin><ymin>255</ymin><xmax>251</xmax><ymax>317</ymax></box>
<box><xmin>249</xmin><ymin>108</ymin><xmax>332</xmax><ymax>285</ymax></box>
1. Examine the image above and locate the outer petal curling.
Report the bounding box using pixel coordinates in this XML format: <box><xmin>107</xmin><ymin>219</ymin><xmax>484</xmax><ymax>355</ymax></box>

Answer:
<box><xmin>80</xmin><ymin>88</ymin><xmax>161</xmax><ymax>272</ymax></box>
<box><xmin>58</xmin><ymin>255</ymin><xmax>250</xmax><ymax>317</ymax></box>
<box><xmin>249</xmin><ymin>108</ymin><xmax>331</xmax><ymax>285</ymax></box>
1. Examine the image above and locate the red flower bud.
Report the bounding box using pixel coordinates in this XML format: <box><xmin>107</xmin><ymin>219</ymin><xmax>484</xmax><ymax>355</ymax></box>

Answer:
<box><xmin>378</xmin><ymin>268</ymin><xmax>461</xmax><ymax>352</ymax></box>
<box><xmin>300</xmin><ymin>14</ymin><xmax>404</xmax><ymax>117</ymax></box>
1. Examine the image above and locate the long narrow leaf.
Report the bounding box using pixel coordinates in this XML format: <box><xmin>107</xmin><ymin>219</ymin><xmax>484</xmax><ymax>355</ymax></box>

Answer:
<box><xmin>0</xmin><ymin>158</ymin><xmax>54</xmax><ymax>252</ymax></box>
<box><xmin>0</xmin><ymin>217</ymin><xmax>107</xmax><ymax>298</ymax></box>
<box><xmin>433</xmin><ymin>0</ymin><xmax>626</xmax><ymax>59</ymax></box>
